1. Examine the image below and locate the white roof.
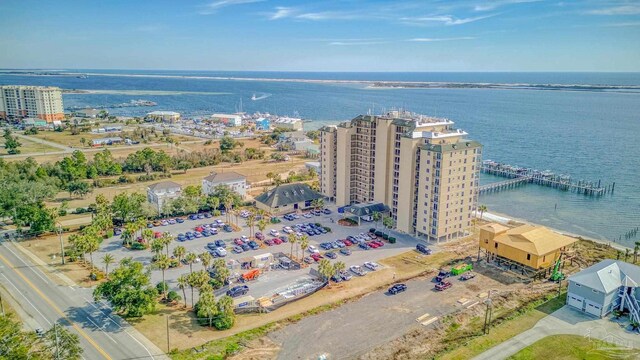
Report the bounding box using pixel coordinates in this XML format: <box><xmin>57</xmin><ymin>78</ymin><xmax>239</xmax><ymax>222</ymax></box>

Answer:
<box><xmin>147</xmin><ymin>111</ymin><xmax>180</xmax><ymax>116</ymax></box>
<box><xmin>569</xmin><ymin>260</ymin><xmax>640</xmax><ymax>293</ymax></box>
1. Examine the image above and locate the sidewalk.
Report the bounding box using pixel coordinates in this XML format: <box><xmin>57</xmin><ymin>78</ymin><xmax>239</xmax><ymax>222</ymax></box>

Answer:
<box><xmin>473</xmin><ymin>306</ymin><xmax>640</xmax><ymax>360</ymax></box>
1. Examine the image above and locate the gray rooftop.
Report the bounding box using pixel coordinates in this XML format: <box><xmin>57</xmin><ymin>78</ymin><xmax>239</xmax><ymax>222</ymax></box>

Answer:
<box><xmin>569</xmin><ymin>259</ymin><xmax>640</xmax><ymax>293</ymax></box>
<box><xmin>203</xmin><ymin>171</ymin><xmax>246</xmax><ymax>183</ymax></box>
<box><xmin>255</xmin><ymin>183</ymin><xmax>322</xmax><ymax>208</ymax></box>
<box><xmin>148</xmin><ymin>181</ymin><xmax>182</xmax><ymax>192</ymax></box>
<box><xmin>343</xmin><ymin>202</ymin><xmax>390</xmax><ymax>217</ymax></box>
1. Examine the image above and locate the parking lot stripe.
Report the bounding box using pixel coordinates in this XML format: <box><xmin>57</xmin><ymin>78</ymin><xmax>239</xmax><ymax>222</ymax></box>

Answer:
<box><xmin>416</xmin><ymin>313</ymin><xmax>431</xmax><ymax>322</ymax></box>
<box><xmin>421</xmin><ymin>317</ymin><xmax>439</xmax><ymax>326</ymax></box>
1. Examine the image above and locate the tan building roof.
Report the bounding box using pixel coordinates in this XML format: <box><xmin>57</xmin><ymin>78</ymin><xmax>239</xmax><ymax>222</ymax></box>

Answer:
<box><xmin>204</xmin><ymin>171</ymin><xmax>246</xmax><ymax>183</ymax></box>
<box><xmin>485</xmin><ymin>223</ymin><xmax>577</xmax><ymax>256</ymax></box>
<box><xmin>480</xmin><ymin>223</ymin><xmax>510</xmax><ymax>234</ymax></box>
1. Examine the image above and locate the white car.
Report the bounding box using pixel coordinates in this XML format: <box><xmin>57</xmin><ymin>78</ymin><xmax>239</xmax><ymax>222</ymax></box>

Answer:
<box><xmin>350</xmin><ymin>265</ymin><xmax>366</xmax><ymax>276</ymax></box>
<box><xmin>308</xmin><ymin>245</ymin><xmax>319</xmax><ymax>254</ymax></box>
<box><xmin>270</xmin><ymin>229</ymin><xmax>280</xmax><ymax>236</ymax></box>
<box><xmin>240</xmin><ymin>235</ymin><xmax>249</xmax><ymax>240</ymax></box>
<box><xmin>215</xmin><ymin>247</ymin><xmax>227</xmax><ymax>257</ymax></box>
<box><xmin>364</xmin><ymin>261</ymin><xmax>380</xmax><ymax>271</ymax></box>
<box><xmin>282</xmin><ymin>226</ymin><xmax>293</xmax><ymax>234</ymax></box>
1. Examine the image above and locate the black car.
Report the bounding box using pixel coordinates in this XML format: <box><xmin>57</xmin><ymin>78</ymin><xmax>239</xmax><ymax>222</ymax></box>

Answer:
<box><xmin>388</xmin><ymin>283</ymin><xmax>407</xmax><ymax>295</ymax></box>
<box><xmin>215</xmin><ymin>240</ymin><xmax>226</xmax><ymax>247</ymax></box>
<box><xmin>416</xmin><ymin>243</ymin><xmax>432</xmax><ymax>255</ymax></box>
<box><xmin>227</xmin><ymin>285</ymin><xmax>249</xmax><ymax>297</ymax></box>
<box><xmin>325</xmin><ymin>252</ymin><xmax>337</xmax><ymax>259</ymax></box>
<box><xmin>241</xmin><ymin>243</ymin><xmax>251</xmax><ymax>251</ymax></box>
<box><xmin>323</xmin><ymin>209</ymin><xmax>332</xmax><ymax>214</ymax></box>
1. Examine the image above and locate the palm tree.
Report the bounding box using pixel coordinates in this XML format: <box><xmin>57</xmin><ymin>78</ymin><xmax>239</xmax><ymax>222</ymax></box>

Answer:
<box><xmin>199</xmin><ymin>252</ymin><xmax>212</xmax><ymax>270</ymax></box>
<box><xmin>625</xmin><ymin>248</ymin><xmax>630</xmax><ymax>262</ymax></box>
<box><xmin>150</xmin><ymin>239</ymin><xmax>164</xmax><ymax>257</ymax></box>
<box><xmin>635</xmin><ymin>242</ymin><xmax>640</xmax><ymax>264</ymax></box>
<box><xmin>299</xmin><ymin>235</ymin><xmax>309</xmax><ymax>262</ymax></box>
<box><xmin>141</xmin><ymin>229</ymin><xmax>154</xmax><ymax>244</ymax></box>
<box><xmin>246</xmin><ymin>210</ymin><xmax>256</xmax><ymax>238</ymax></box>
<box><xmin>192</xmin><ymin>270</ymin><xmax>211</xmax><ymax>296</ymax></box>
<box><xmin>196</xmin><ymin>283</ymin><xmax>218</xmax><ymax>328</ymax></box>
<box><xmin>102</xmin><ymin>254</ymin><xmax>115</xmax><ymax>279</ymax></box>
<box><xmin>185</xmin><ymin>252</ymin><xmax>197</xmax><ymax>273</ymax></box>
<box><xmin>122</xmin><ymin>222</ymin><xmax>137</xmax><ymax>246</ymax></box>
<box><xmin>478</xmin><ymin>205</ymin><xmax>488</xmax><ymax>221</ymax></box>
<box><xmin>288</xmin><ymin>233</ymin><xmax>298</xmax><ymax>259</ymax></box>
<box><xmin>161</xmin><ymin>232</ymin><xmax>173</xmax><ymax>257</ymax></box>
<box><xmin>333</xmin><ymin>261</ymin><xmax>346</xmax><ymax>281</ymax></box>
<box><xmin>177</xmin><ymin>274</ymin><xmax>189</xmax><ymax>308</ymax></box>
<box><xmin>257</xmin><ymin>219</ymin><xmax>267</xmax><ymax>240</ymax></box>
<box><xmin>208</xmin><ymin>196</ymin><xmax>220</xmax><ymax>215</ymax></box>
<box><xmin>155</xmin><ymin>254</ymin><xmax>171</xmax><ymax>300</ymax></box>
<box><xmin>372</xmin><ymin>211</ymin><xmax>381</xmax><ymax>230</ymax></box>
<box><xmin>224</xmin><ymin>196</ymin><xmax>233</xmax><ymax>224</ymax></box>
<box><xmin>86</xmin><ymin>235</ymin><xmax>100</xmax><ymax>271</ymax></box>
<box><xmin>318</xmin><ymin>259</ymin><xmax>333</xmax><ymax>285</ymax></box>
<box><xmin>173</xmin><ymin>245</ymin><xmax>186</xmax><ymax>264</ymax></box>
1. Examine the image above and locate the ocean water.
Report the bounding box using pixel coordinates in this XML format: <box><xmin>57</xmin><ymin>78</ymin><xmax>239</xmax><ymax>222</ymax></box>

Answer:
<box><xmin>1</xmin><ymin>70</ymin><xmax>639</xmax><ymax>245</ymax></box>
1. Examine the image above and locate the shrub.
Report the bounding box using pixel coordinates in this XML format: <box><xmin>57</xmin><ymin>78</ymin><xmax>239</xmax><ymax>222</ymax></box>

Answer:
<box><xmin>167</xmin><ymin>290</ymin><xmax>181</xmax><ymax>303</ymax></box>
<box><xmin>156</xmin><ymin>281</ymin><xmax>169</xmax><ymax>294</ymax></box>
<box><xmin>130</xmin><ymin>242</ymin><xmax>146</xmax><ymax>250</ymax></box>
<box><xmin>105</xmin><ymin>230</ymin><xmax>114</xmax><ymax>239</ymax></box>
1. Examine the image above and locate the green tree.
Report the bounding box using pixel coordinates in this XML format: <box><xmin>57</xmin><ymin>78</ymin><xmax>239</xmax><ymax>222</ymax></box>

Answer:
<box><xmin>111</xmin><ymin>192</ymin><xmax>147</xmax><ymax>223</ymax></box>
<box><xmin>0</xmin><ymin>314</ymin><xmax>40</xmax><ymax>359</ymax></box>
<box><xmin>317</xmin><ymin>259</ymin><xmax>333</xmax><ymax>283</ymax></box>
<box><xmin>160</xmin><ymin>232</ymin><xmax>173</xmax><ymax>257</ymax></box>
<box><xmin>478</xmin><ymin>205</ymin><xmax>488</xmax><ymax>220</ymax></box>
<box><xmin>372</xmin><ymin>211</ymin><xmax>382</xmax><ymax>230</ymax></box>
<box><xmin>195</xmin><ymin>283</ymin><xmax>218</xmax><ymax>327</ymax></box>
<box><xmin>3</xmin><ymin>129</ymin><xmax>22</xmax><ymax>154</ymax></box>
<box><xmin>155</xmin><ymin>254</ymin><xmax>171</xmax><ymax>300</ymax></box>
<box><xmin>213</xmin><ymin>295</ymin><xmax>236</xmax><ymax>330</ymax></box>
<box><xmin>219</xmin><ymin>136</ymin><xmax>238</xmax><ymax>153</ymax></box>
<box><xmin>382</xmin><ymin>216</ymin><xmax>395</xmax><ymax>229</ymax></box>
<box><xmin>199</xmin><ymin>251</ymin><xmax>212</xmax><ymax>270</ymax></box>
<box><xmin>42</xmin><ymin>324</ymin><xmax>83</xmax><ymax>360</ymax></box>
<box><xmin>150</xmin><ymin>239</ymin><xmax>164</xmax><ymax>257</ymax></box>
<box><xmin>333</xmin><ymin>261</ymin><xmax>346</xmax><ymax>281</ymax></box>
<box><xmin>185</xmin><ymin>252</ymin><xmax>197</xmax><ymax>273</ymax></box>
<box><xmin>67</xmin><ymin>180</ymin><xmax>91</xmax><ymax>199</ymax></box>
<box><xmin>209</xmin><ymin>259</ymin><xmax>229</xmax><ymax>289</ymax></box>
<box><xmin>93</xmin><ymin>258</ymin><xmax>157</xmax><ymax>317</ymax></box>
<box><xmin>177</xmin><ymin>274</ymin><xmax>189</xmax><ymax>308</ymax></box>
<box><xmin>173</xmin><ymin>245</ymin><xmax>186</xmax><ymax>264</ymax></box>
<box><xmin>288</xmin><ymin>233</ymin><xmax>298</xmax><ymax>260</ymax></box>
<box><xmin>85</xmin><ymin>234</ymin><xmax>100</xmax><ymax>271</ymax></box>
<box><xmin>102</xmin><ymin>253</ymin><xmax>115</xmax><ymax>278</ymax></box>
<box><xmin>299</xmin><ymin>235</ymin><xmax>309</xmax><ymax>262</ymax></box>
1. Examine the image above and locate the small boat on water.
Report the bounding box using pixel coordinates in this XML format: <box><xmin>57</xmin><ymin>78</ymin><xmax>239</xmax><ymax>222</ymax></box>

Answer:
<box><xmin>77</xmin><ymin>75</ymin><xmax>88</xmax><ymax>79</ymax></box>
<box><xmin>251</xmin><ymin>93</ymin><xmax>257</xmax><ymax>101</ymax></box>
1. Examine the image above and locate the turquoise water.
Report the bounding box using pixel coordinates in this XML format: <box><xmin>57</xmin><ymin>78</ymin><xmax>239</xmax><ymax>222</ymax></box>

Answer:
<box><xmin>1</xmin><ymin>70</ymin><xmax>639</xmax><ymax>245</ymax></box>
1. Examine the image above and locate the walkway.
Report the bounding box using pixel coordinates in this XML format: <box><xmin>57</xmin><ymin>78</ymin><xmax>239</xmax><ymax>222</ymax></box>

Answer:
<box><xmin>473</xmin><ymin>306</ymin><xmax>640</xmax><ymax>360</ymax></box>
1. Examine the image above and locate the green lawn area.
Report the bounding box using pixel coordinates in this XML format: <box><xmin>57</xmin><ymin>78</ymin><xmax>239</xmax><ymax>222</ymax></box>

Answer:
<box><xmin>439</xmin><ymin>294</ymin><xmax>567</xmax><ymax>360</ymax></box>
<box><xmin>0</xmin><ymin>137</ymin><xmax>59</xmax><ymax>155</ymax></box>
<box><xmin>508</xmin><ymin>334</ymin><xmax>626</xmax><ymax>360</ymax></box>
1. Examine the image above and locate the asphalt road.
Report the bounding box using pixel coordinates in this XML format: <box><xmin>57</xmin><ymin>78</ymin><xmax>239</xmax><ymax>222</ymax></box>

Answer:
<box><xmin>0</xmin><ymin>239</ymin><xmax>166</xmax><ymax>360</ymax></box>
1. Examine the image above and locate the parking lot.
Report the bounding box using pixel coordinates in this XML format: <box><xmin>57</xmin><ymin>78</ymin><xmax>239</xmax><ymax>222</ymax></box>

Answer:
<box><xmin>97</xmin><ymin>206</ymin><xmax>421</xmax><ymax>302</ymax></box>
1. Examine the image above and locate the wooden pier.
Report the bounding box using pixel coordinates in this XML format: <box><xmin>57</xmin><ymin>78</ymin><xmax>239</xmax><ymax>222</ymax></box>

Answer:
<box><xmin>480</xmin><ymin>160</ymin><xmax>613</xmax><ymax>196</ymax></box>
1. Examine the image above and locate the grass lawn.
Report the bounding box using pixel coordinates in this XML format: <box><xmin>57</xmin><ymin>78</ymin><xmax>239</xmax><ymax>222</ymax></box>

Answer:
<box><xmin>438</xmin><ymin>294</ymin><xmax>567</xmax><ymax>360</ymax></box>
<box><xmin>508</xmin><ymin>334</ymin><xmax>628</xmax><ymax>360</ymax></box>
<box><xmin>0</xmin><ymin>136</ymin><xmax>60</xmax><ymax>155</ymax></box>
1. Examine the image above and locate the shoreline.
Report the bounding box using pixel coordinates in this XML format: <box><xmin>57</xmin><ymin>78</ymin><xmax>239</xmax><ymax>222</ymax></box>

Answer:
<box><xmin>481</xmin><ymin>210</ymin><xmax>629</xmax><ymax>251</ymax></box>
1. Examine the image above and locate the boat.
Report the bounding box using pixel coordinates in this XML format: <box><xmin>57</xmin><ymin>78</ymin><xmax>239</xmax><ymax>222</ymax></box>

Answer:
<box><xmin>251</xmin><ymin>93</ymin><xmax>257</xmax><ymax>101</ymax></box>
<box><xmin>76</xmin><ymin>75</ymin><xmax>88</xmax><ymax>79</ymax></box>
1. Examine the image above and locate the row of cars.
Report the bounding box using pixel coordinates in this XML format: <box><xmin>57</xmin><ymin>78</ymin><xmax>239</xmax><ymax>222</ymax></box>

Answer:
<box><xmin>282</xmin><ymin>208</ymin><xmax>331</xmax><ymax>221</ymax></box>
<box><xmin>432</xmin><ymin>269</ymin><xmax>476</xmax><ymax>291</ymax></box>
<box><xmin>281</xmin><ymin>222</ymin><xmax>329</xmax><ymax>237</ymax></box>
<box><xmin>146</xmin><ymin>211</ymin><xmax>229</xmax><ymax>228</ymax></box>
<box><xmin>176</xmin><ymin>220</ymin><xmax>233</xmax><ymax>241</ymax></box>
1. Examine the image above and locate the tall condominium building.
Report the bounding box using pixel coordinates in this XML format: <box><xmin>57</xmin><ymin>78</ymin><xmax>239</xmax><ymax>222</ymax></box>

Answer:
<box><xmin>0</xmin><ymin>85</ymin><xmax>64</xmax><ymax>122</ymax></box>
<box><xmin>320</xmin><ymin>110</ymin><xmax>482</xmax><ymax>242</ymax></box>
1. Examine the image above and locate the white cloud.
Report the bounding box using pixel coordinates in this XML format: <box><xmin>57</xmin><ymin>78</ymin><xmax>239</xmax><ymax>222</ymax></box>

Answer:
<box><xmin>269</xmin><ymin>6</ymin><xmax>295</xmax><ymax>20</ymax></box>
<box><xmin>200</xmin><ymin>0</ymin><xmax>264</xmax><ymax>15</ymax></box>
<box><xmin>586</xmin><ymin>5</ymin><xmax>640</xmax><ymax>15</ymax></box>
<box><xmin>601</xmin><ymin>21</ymin><xmax>640</xmax><ymax>27</ymax></box>
<box><xmin>474</xmin><ymin>0</ymin><xmax>543</xmax><ymax>12</ymax></box>
<box><xmin>328</xmin><ymin>40</ymin><xmax>389</xmax><ymax>46</ymax></box>
<box><xmin>408</xmin><ymin>37</ymin><xmax>475</xmax><ymax>42</ymax></box>
<box><xmin>402</xmin><ymin>13</ymin><xmax>497</xmax><ymax>26</ymax></box>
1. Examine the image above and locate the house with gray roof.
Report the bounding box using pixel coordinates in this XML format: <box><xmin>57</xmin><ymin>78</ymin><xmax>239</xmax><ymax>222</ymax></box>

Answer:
<box><xmin>254</xmin><ymin>183</ymin><xmax>323</xmax><ymax>215</ymax></box>
<box><xmin>567</xmin><ymin>259</ymin><xmax>640</xmax><ymax>321</ymax></box>
<box><xmin>147</xmin><ymin>181</ymin><xmax>182</xmax><ymax>213</ymax></box>
<box><xmin>202</xmin><ymin>171</ymin><xmax>247</xmax><ymax>198</ymax></box>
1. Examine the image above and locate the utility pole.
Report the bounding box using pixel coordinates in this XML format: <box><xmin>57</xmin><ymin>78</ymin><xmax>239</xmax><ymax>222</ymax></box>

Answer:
<box><xmin>57</xmin><ymin>224</ymin><xmax>65</xmax><ymax>265</ymax></box>
<box><xmin>54</xmin><ymin>323</ymin><xmax>60</xmax><ymax>360</ymax></box>
<box><xmin>166</xmin><ymin>315</ymin><xmax>170</xmax><ymax>353</ymax></box>
<box><xmin>483</xmin><ymin>291</ymin><xmax>494</xmax><ymax>335</ymax></box>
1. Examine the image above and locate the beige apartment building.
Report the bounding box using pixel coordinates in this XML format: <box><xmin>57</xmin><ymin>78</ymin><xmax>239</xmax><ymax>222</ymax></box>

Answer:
<box><xmin>0</xmin><ymin>85</ymin><xmax>64</xmax><ymax>122</ymax></box>
<box><xmin>320</xmin><ymin>110</ymin><xmax>482</xmax><ymax>242</ymax></box>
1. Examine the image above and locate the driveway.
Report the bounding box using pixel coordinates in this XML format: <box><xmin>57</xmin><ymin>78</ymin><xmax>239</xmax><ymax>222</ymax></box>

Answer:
<box><xmin>473</xmin><ymin>306</ymin><xmax>640</xmax><ymax>360</ymax></box>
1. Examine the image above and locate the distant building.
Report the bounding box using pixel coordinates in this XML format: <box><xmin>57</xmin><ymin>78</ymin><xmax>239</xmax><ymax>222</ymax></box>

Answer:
<box><xmin>211</xmin><ymin>113</ymin><xmax>242</xmax><ymax>127</ymax></box>
<box><xmin>147</xmin><ymin>181</ymin><xmax>182</xmax><ymax>213</ymax></box>
<box><xmin>91</xmin><ymin>137</ymin><xmax>123</xmax><ymax>146</ymax></box>
<box><xmin>273</xmin><ymin>117</ymin><xmax>303</xmax><ymax>130</ymax></box>
<box><xmin>305</xmin><ymin>161</ymin><xmax>320</xmax><ymax>174</ymax></box>
<box><xmin>567</xmin><ymin>260</ymin><xmax>640</xmax><ymax>319</ymax></box>
<box><xmin>293</xmin><ymin>139</ymin><xmax>316</xmax><ymax>152</ymax></box>
<box><xmin>74</xmin><ymin>108</ymin><xmax>103</xmax><ymax>118</ymax></box>
<box><xmin>22</xmin><ymin>118</ymin><xmax>49</xmax><ymax>127</ymax></box>
<box><xmin>478</xmin><ymin>223</ymin><xmax>577</xmax><ymax>270</ymax></box>
<box><xmin>145</xmin><ymin>111</ymin><xmax>181</xmax><ymax>123</ymax></box>
<box><xmin>255</xmin><ymin>118</ymin><xmax>270</xmax><ymax>130</ymax></box>
<box><xmin>202</xmin><ymin>171</ymin><xmax>247</xmax><ymax>198</ymax></box>
<box><xmin>0</xmin><ymin>85</ymin><xmax>64</xmax><ymax>122</ymax></box>
<box><xmin>254</xmin><ymin>183</ymin><xmax>323</xmax><ymax>215</ymax></box>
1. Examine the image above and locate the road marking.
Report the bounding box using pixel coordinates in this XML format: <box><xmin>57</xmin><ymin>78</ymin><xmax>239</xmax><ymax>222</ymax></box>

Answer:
<box><xmin>1</xmin><ymin>273</ymin><xmax>52</xmax><ymax>326</ymax></box>
<box><xmin>0</xmin><ymin>251</ymin><xmax>112</xmax><ymax>360</ymax></box>
<box><xmin>84</xmin><ymin>298</ymin><xmax>122</xmax><ymax>330</ymax></box>
<box><xmin>68</xmin><ymin>286</ymin><xmax>76</xmax><ymax>291</ymax></box>
<box><xmin>457</xmin><ymin>297</ymin><xmax>468</xmax><ymax>304</ymax></box>
<box><xmin>4</xmin><ymin>242</ymin><xmax>50</xmax><ymax>284</ymax></box>
<box><xmin>83</xmin><ymin>311</ymin><xmax>118</xmax><ymax>344</ymax></box>
<box><xmin>125</xmin><ymin>329</ymin><xmax>156</xmax><ymax>360</ymax></box>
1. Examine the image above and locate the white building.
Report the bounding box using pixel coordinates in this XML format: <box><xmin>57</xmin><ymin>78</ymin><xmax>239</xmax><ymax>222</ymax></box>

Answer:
<box><xmin>202</xmin><ymin>171</ymin><xmax>247</xmax><ymax>198</ymax></box>
<box><xmin>145</xmin><ymin>111</ymin><xmax>181</xmax><ymax>123</ymax></box>
<box><xmin>211</xmin><ymin>113</ymin><xmax>242</xmax><ymax>127</ymax></box>
<box><xmin>273</xmin><ymin>117</ymin><xmax>303</xmax><ymax>130</ymax></box>
<box><xmin>147</xmin><ymin>181</ymin><xmax>182</xmax><ymax>212</ymax></box>
<box><xmin>0</xmin><ymin>85</ymin><xmax>64</xmax><ymax>122</ymax></box>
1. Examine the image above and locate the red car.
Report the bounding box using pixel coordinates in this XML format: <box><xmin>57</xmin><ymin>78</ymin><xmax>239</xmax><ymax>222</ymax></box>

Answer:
<box><xmin>264</xmin><ymin>239</ymin><xmax>275</xmax><ymax>246</ymax></box>
<box><xmin>372</xmin><ymin>240</ymin><xmax>384</xmax><ymax>247</ymax></box>
<box><xmin>343</xmin><ymin>239</ymin><xmax>353</xmax><ymax>246</ymax></box>
<box><xmin>234</xmin><ymin>238</ymin><xmax>244</xmax><ymax>246</ymax></box>
<box><xmin>272</xmin><ymin>238</ymin><xmax>283</xmax><ymax>245</ymax></box>
<box><xmin>255</xmin><ymin>232</ymin><xmax>265</xmax><ymax>240</ymax></box>
<box><xmin>435</xmin><ymin>281</ymin><xmax>452</xmax><ymax>291</ymax></box>
<box><xmin>310</xmin><ymin>253</ymin><xmax>323</xmax><ymax>262</ymax></box>
<box><xmin>367</xmin><ymin>241</ymin><xmax>380</xmax><ymax>249</ymax></box>
<box><xmin>154</xmin><ymin>231</ymin><xmax>162</xmax><ymax>238</ymax></box>
<box><xmin>195</xmin><ymin>226</ymin><xmax>204</xmax><ymax>233</ymax></box>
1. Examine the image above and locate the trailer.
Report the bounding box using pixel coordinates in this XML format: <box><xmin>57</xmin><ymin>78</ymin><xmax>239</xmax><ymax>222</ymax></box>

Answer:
<box><xmin>451</xmin><ymin>263</ymin><xmax>473</xmax><ymax>276</ymax></box>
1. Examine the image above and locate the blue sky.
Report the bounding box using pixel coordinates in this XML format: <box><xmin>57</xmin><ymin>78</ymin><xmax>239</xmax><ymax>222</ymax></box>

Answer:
<box><xmin>1</xmin><ymin>0</ymin><xmax>639</xmax><ymax>71</ymax></box>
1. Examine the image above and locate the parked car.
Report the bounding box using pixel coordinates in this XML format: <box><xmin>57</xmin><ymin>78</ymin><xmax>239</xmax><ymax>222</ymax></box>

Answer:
<box><xmin>310</xmin><ymin>253</ymin><xmax>323</xmax><ymax>262</ymax></box>
<box><xmin>177</xmin><ymin>234</ymin><xmax>186</xmax><ymax>242</ymax></box>
<box><xmin>152</xmin><ymin>220</ymin><xmax>161</xmax><ymax>226</ymax></box>
<box><xmin>188</xmin><ymin>214</ymin><xmax>198</xmax><ymax>220</ymax></box>
<box><xmin>364</xmin><ymin>261</ymin><xmax>380</xmax><ymax>271</ymax></box>
<box><xmin>234</xmin><ymin>238</ymin><xmax>245</xmax><ymax>246</ymax></box>
<box><xmin>435</xmin><ymin>281</ymin><xmax>452</xmax><ymax>291</ymax></box>
<box><xmin>303</xmin><ymin>257</ymin><xmax>314</xmax><ymax>264</ymax></box>
<box><xmin>215</xmin><ymin>247</ymin><xmax>227</xmax><ymax>257</ymax></box>
<box><xmin>193</xmin><ymin>232</ymin><xmax>203</xmax><ymax>238</ymax></box>
<box><xmin>283</xmin><ymin>226</ymin><xmax>293</xmax><ymax>233</ymax></box>
<box><xmin>248</xmin><ymin>241</ymin><xmax>259</xmax><ymax>250</ymax></box>
<box><xmin>241</xmin><ymin>243</ymin><xmax>250</xmax><ymax>251</ymax></box>
<box><xmin>196</xmin><ymin>213</ymin><xmax>204</xmax><ymax>219</ymax></box>
<box><xmin>339</xmin><ymin>271</ymin><xmax>352</xmax><ymax>281</ymax></box>
<box><xmin>204</xmin><ymin>212</ymin><xmax>212</xmax><ymax>218</ymax></box>
<box><xmin>303</xmin><ymin>213</ymin><xmax>312</xmax><ymax>218</ymax></box>
<box><xmin>215</xmin><ymin>219</ymin><xmax>224</xmax><ymax>225</ymax></box>
<box><xmin>269</xmin><ymin>229</ymin><xmax>280</xmax><ymax>236</ymax></box>
<box><xmin>416</xmin><ymin>243</ymin><xmax>433</xmax><ymax>255</ymax></box>
<box><xmin>388</xmin><ymin>283</ymin><xmax>407</xmax><ymax>295</ymax></box>
<box><xmin>113</xmin><ymin>228</ymin><xmax>122</xmax><ymax>236</ymax></box>
<box><xmin>350</xmin><ymin>265</ymin><xmax>366</xmax><ymax>276</ymax></box>
<box><xmin>215</xmin><ymin>240</ymin><xmax>226</xmax><ymax>247</ymax></box>
<box><xmin>460</xmin><ymin>272</ymin><xmax>476</xmax><ymax>281</ymax></box>
<box><xmin>223</xmin><ymin>225</ymin><xmax>233</xmax><ymax>232</ymax></box>
<box><xmin>435</xmin><ymin>270</ymin><xmax>449</xmax><ymax>283</ymax></box>
<box><xmin>207</xmin><ymin>242</ymin><xmax>217</xmax><ymax>250</ymax></box>
<box><xmin>168</xmin><ymin>219</ymin><xmax>176</xmax><ymax>225</ymax></box>
<box><xmin>343</xmin><ymin>239</ymin><xmax>353</xmax><ymax>247</ymax></box>
<box><xmin>320</xmin><ymin>242</ymin><xmax>333</xmax><ymax>250</ymax></box>
<box><xmin>255</xmin><ymin>232</ymin><xmax>265</xmax><ymax>240</ymax></box>
<box><xmin>323</xmin><ymin>209</ymin><xmax>332</xmax><ymax>214</ymax></box>
<box><xmin>340</xmin><ymin>248</ymin><xmax>352</xmax><ymax>256</ymax></box>
<box><xmin>226</xmin><ymin>285</ymin><xmax>249</xmax><ymax>297</ymax></box>
<box><xmin>233</xmin><ymin>246</ymin><xmax>243</xmax><ymax>254</ymax></box>
<box><xmin>325</xmin><ymin>252</ymin><xmax>337</xmax><ymax>259</ymax></box>
<box><xmin>334</xmin><ymin>240</ymin><xmax>346</xmax><ymax>248</ymax></box>
<box><xmin>330</xmin><ymin>274</ymin><xmax>343</xmax><ymax>283</ymax></box>
<box><xmin>146</xmin><ymin>223</ymin><xmax>154</xmax><ymax>228</ymax></box>
<box><xmin>272</xmin><ymin>238</ymin><xmax>283</xmax><ymax>245</ymax></box>
<box><xmin>176</xmin><ymin>217</ymin><xmax>185</xmax><ymax>223</ymax></box>
<box><xmin>264</xmin><ymin>239</ymin><xmax>275</xmax><ymax>246</ymax></box>
<box><xmin>202</xmin><ymin>230</ymin><xmax>211</xmax><ymax>237</ymax></box>
<box><xmin>308</xmin><ymin>245</ymin><xmax>319</xmax><ymax>254</ymax></box>
<box><xmin>359</xmin><ymin>242</ymin><xmax>370</xmax><ymax>250</ymax></box>
<box><xmin>195</xmin><ymin>226</ymin><xmax>204</xmax><ymax>233</ymax></box>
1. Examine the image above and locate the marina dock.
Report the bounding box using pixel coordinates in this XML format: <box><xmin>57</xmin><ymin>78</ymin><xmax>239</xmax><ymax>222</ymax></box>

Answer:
<box><xmin>479</xmin><ymin>160</ymin><xmax>613</xmax><ymax>196</ymax></box>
